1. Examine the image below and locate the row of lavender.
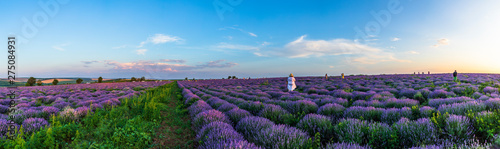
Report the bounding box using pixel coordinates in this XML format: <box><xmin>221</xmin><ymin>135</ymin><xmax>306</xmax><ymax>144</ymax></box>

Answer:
<box><xmin>0</xmin><ymin>81</ymin><xmax>170</xmax><ymax>137</ymax></box>
<box><xmin>178</xmin><ymin>74</ymin><xmax>500</xmax><ymax>148</ymax></box>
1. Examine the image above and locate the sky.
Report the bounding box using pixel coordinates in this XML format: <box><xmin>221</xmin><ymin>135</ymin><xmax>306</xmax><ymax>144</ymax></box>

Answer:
<box><xmin>1</xmin><ymin>0</ymin><xmax>499</xmax><ymax>79</ymax></box>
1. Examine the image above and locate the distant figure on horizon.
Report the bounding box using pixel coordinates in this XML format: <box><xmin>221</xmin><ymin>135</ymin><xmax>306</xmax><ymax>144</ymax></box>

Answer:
<box><xmin>453</xmin><ymin>70</ymin><xmax>458</xmax><ymax>81</ymax></box>
<box><xmin>422</xmin><ymin>72</ymin><xmax>424</xmax><ymax>75</ymax></box>
<box><xmin>428</xmin><ymin>71</ymin><xmax>430</xmax><ymax>75</ymax></box>
<box><xmin>418</xmin><ymin>72</ymin><xmax>420</xmax><ymax>75</ymax></box>
<box><xmin>325</xmin><ymin>73</ymin><xmax>328</xmax><ymax>80</ymax></box>
<box><xmin>286</xmin><ymin>73</ymin><xmax>296</xmax><ymax>92</ymax></box>
<box><xmin>341</xmin><ymin>73</ymin><xmax>344</xmax><ymax>79</ymax></box>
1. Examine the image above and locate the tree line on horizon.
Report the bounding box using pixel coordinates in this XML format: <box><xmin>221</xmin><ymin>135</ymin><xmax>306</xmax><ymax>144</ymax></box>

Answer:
<box><xmin>24</xmin><ymin>76</ymin><xmax>147</xmax><ymax>86</ymax></box>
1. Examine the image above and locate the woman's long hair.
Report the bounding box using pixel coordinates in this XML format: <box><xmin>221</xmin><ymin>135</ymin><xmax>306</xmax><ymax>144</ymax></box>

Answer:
<box><xmin>289</xmin><ymin>73</ymin><xmax>294</xmax><ymax>77</ymax></box>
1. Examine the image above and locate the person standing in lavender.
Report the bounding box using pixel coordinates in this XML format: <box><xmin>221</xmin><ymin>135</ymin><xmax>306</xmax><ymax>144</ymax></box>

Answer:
<box><xmin>453</xmin><ymin>70</ymin><xmax>458</xmax><ymax>81</ymax></box>
<box><xmin>325</xmin><ymin>73</ymin><xmax>328</xmax><ymax>80</ymax></box>
<box><xmin>342</xmin><ymin>73</ymin><xmax>344</xmax><ymax>79</ymax></box>
<box><xmin>286</xmin><ymin>73</ymin><xmax>296</xmax><ymax>92</ymax></box>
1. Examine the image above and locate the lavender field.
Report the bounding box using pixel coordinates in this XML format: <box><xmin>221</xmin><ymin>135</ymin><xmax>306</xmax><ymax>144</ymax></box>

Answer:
<box><xmin>0</xmin><ymin>81</ymin><xmax>174</xmax><ymax>148</ymax></box>
<box><xmin>179</xmin><ymin>73</ymin><xmax>500</xmax><ymax>149</ymax></box>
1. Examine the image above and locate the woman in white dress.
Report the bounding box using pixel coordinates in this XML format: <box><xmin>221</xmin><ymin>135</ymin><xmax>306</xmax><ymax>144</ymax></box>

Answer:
<box><xmin>286</xmin><ymin>73</ymin><xmax>296</xmax><ymax>92</ymax></box>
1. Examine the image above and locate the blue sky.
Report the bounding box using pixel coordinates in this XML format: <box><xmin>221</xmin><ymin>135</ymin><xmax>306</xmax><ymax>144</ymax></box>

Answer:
<box><xmin>1</xmin><ymin>0</ymin><xmax>499</xmax><ymax>79</ymax></box>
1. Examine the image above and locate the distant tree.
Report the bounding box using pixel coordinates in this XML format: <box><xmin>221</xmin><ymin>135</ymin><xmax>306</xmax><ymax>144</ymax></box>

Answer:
<box><xmin>98</xmin><ymin>77</ymin><xmax>103</xmax><ymax>83</ymax></box>
<box><xmin>185</xmin><ymin>77</ymin><xmax>188</xmax><ymax>80</ymax></box>
<box><xmin>228</xmin><ymin>76</ymin><xmax>231</xmax><ymax>79</ymax></box>
<box><xmin>27</xmin><ymin>77</ymin><xmax>36</xmax><ymax>86</ymax></box>
<box><xmin>36</xmin><ymin>80</ymin><xmax>43</xmax><ymax>86</ymax></box>
<box><xmin>52</xmin><ymin>79</ymin><xmax>59</xmax><ymax>85</ymax></box>
<box><xmin>25</xmin><ymin>82</ymin><xmax>30</xmax><ymax>86</ymax></box>
<box><xmin>131</xmin><ymin>77</ymin><xmax>136</xmax><ymax>82</ymax></box>
<box><xmin>76</xmin><ymin>78</ymin><xmax>83</xmax><ymax>84</ymax></box>
<box><xmin>232</xmin><ymin>76</ymin><xmax>236</xmax><ymax>79</ymax></box>
<box><xmin>140</xmin><ymin>76</ymin><xmax>145</xmax><ymax>81</ymax></box>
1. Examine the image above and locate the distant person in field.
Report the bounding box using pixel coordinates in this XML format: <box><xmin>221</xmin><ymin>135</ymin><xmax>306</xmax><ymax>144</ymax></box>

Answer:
<box><xmin>286</xmin><ymin>73</ymin><xmax>296</xmax><ymax>92</ymax></box>
<box><xmin>453</xmin><ymin>70</ymin><xmax>458</xmax><ymax>81</ymax></box>
<box><xmin>325</xmin><ymin>73</ymin><xmax>328</xmax><ymax>80</ymax></box>
<box><xmin>341</xmin><ymin>73</ymin><xmax>344</xmax><ymax>79</ymax></box>
<box><xmin>428</xmin><ymin>71</ymin><xmax>430</xmax><ymax>75</ymax></box>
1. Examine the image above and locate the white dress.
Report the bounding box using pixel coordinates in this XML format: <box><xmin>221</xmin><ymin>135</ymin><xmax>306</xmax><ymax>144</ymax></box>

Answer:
<box><xmin>287</xmin><ymin>77</ymin><xmax>296</xmax><ymax>91</ymax></box>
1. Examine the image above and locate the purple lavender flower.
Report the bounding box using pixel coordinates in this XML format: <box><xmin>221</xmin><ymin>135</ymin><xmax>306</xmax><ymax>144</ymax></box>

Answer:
<box><xmin>192</xmin><ymin>109</ymin><xmax>232</xmax><ymax>132</ymax></box>
<box><xmin>334</xmin><ymin>118</ymin><xmax>370</xmax><ymax>145</ymax></box>
<box><xmin>367</xmin><ymin>122</ymin><xmax>395</xmax><ymax>149</ymax></box>
<box><xmin>258</xmin><ymin>104</ymin><xmax>292</xmax><ymax>124</ymax></box>
<box><xmin>0</xmin><ymin>119</ymin><xmax>20</xmax><ymax>138</ymax></box>
<box><xmin>237</xmin><ymin>101</ymin><xmax>264</xmax><ymax>115</ymax></box>
<box><xmin>344</xmin><ymin>106</ymin><xmax>384</xmax><ymax>122</ymax></box>
<box><xmin>445</xmin><ymin>115</ymin><xmax>474</xmax><ymax>144</ymax></box>
<box><xmin>419</xmin><ymin>106</ymin><xmax>436</xmax><ymax>118</ymax></box>
<box><xmin>384</xmin><ymin>98</ymin><xmax>418</xmax><ymax>108</ymax></box>
<box><xmin>235</xmin><ymin>116</ymin><xmax>275</xmax><ymax>143</ymax></box>
<box><xmin>196</xmin><ymin>121</ymin><xmax>245</xmax><ymax>148</ymax></box>
<box><xmin>188</xmin><ymin>100</ymin><xmax>213</xmax><ymax>119</ymax></box>
<box><xmin>381</xmin><ymin>107</ymin><xmax>412</xmax><ymax>125</ymax></box>
<box><xmin>472</xmin><ymin>92</ymin><xmax>483</xmax><ymax>99</ymax></box>
<box><xmin>393</xmin><ymin>118</ymin><xmax>437</xmax><ymax>148</ymax></box>
<box><xmin>0</xmin><ymin>105</ymin><xmax>9</xmax><ymax>114</ymax></box>
<box><xmin>217</xmin><ymin>102</ymin><xmax>238</xmax><ymax>113</ymax></box>
<box><xmin>296</xmin><ymin>113</ymin><xmax>334</xmax><ymax>141</ymax></box>
<box><xmin>201</xmin><ymin>140</ymin><xmax>262</xmax><ymax>149</ymax></box>
<box><xmin>252</xmin><ymin>124</ymin><xmax>310</xmax><ymax>149</ymax></box>
<box><xmin>483</xmin><ymin>86</ymin><xmax>497</xmax><ymax>94</ymax></box>
<box><xmin>22</xmin><ymin>117</ymin><xmax>49</xmax><ymax>135</ymax></box>
<box><xmin>428</xmin><ymin>89</ymin><xmax>455</xmax><ymax>99</ymax></box>
<box><xmin>324</xmin><ymin>142</ymin><xmax>371</xmax><ymax>149</ymax></box>
<box><xmin>478</xmin><ymin>95</ymin><xmax>490</xmax><ymax>101</ymax></box>
<box><xmin>42</xmin><ymin>106</ymin><xmax>60</xmax><ymax>116</ymax></box>
<box><xmin>23</xmin><ymin>109</ymin><xmax>42</xmax><ymax>118</ymax></box>
<box><xmin>317</xmin><ymin>103</ymin><xmax>345</xmax><ymax>119</ymax></box>
<box><xmin>428</xmin><ymin>96</ymin><xmax>473</xmax><ymax>108</ymax></box>
<box><xmin>437</xmin><ymin>101</ymin><xmax>486</xmax><ymax>115</ymax></box>
<box><xmin>183</xmin><ymin>93</ymin><xmax>201</xmax><ymax>106</ymax></box>
<box><xmin>286</xmin><ymin>100</ymin><xmax>318</xmax><ymax>114</ymax></box>
<box><xmin>485</xmin><ymin>98</ymin><xmax>500</xmax><ymax>110</ymax></box>
<box><xmin>226</xmin><ymin>108</ymin><xmax>252</xmax><ymax>124</ymax></box>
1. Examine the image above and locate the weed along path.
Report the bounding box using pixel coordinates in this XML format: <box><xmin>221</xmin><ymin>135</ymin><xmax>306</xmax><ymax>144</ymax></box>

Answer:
<box><xmin>150</xmin><ymin>81</ymin><xmax>196</xmax><ymax>148</ymax></box>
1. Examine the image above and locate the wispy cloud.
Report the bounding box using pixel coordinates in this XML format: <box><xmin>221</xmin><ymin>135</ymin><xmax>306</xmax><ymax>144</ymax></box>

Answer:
<box><xmin>329</xmin><ymin>66</ymin><xmax>335</xmax><ymax>68</ymax></box>
<box><xmin>408</xmin><ymin>51</ymin><xmax>419</xmax><ymax>54</ymax></box>
<box><xmin>85</xmin><ymin>59</ymin><xmax>237</xmax><ymax>72</ymax></box>
<box><xmin>219</xmin><ymin>26</ymin><xmax>258</xmax><ymax>37</ymax></box>
<box><xmin>391</xmin><ymin>37</ymin><xmax>401</xmax><ymax>41</ymax></box>
<box><xmin>216</xmin><ymin>42</ymin><xmax>260</xmax><ymax>51</ymax></box>
<box><xmin>138</xmin><ymin>34</ymin><xmax>183</xmax><ymax>48</ymax></box>
<box><xmin>248</xmin><ymin>32</ymin><xmax>257</xmax><ymax>37</ymax></box>
<box><xmin>433</xmin><ymin>38</ymin><xmax>449</xmax><ymax>47</ymax></box>
<box><xmin>160</xmin><ymin>59</ymin><xmax>186</xmax><ymax>63</ymax></box>
<box><xmin>82</xmin><ymin>60</ymin><xmax>99</xmax><ymax>65</ymax></box>
<box><xmin>136</xmin><ymin>49</ymin><xmax>147</xmax><ymax>55</ymax></box>
<box><xmin>261</xmin><ymin>41</ymin><xmax>271</xmax><ymax>46</ymax></box>
<box><xmin>259</xmin><ymin>35</ymin><xmax>410</xmax><ymax>64</ymax></box>
<box><xmin>112</xmin><ymin>45</ymin><xmax>127</xmax><ymax>49</ymax></box>
<box><xmin>53</xmin><ymin>43</ymin><xmax>71</xmax><ymax>51</ymax></box>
